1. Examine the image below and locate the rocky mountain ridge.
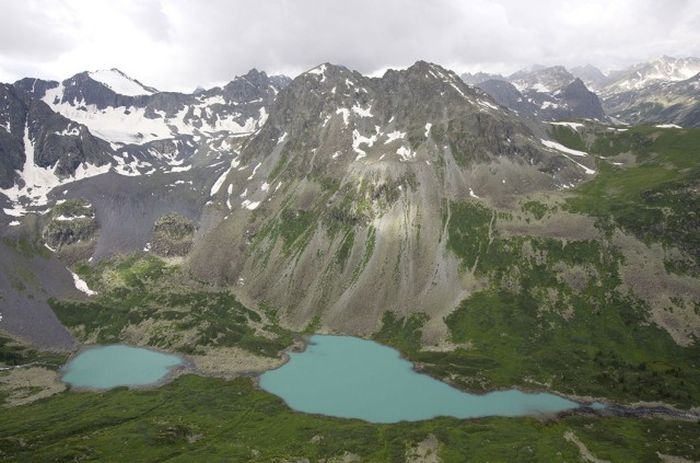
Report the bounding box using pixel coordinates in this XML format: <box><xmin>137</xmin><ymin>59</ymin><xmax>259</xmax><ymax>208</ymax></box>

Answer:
<box><xmin>464</xmin><ymin>56</ymin><xmax>699</xmax><ymax>127</ymax></box>
<box><xmin>187</xmin><ymin>61</ymin><xmax>596</xmax><ymax>333</ymax></box>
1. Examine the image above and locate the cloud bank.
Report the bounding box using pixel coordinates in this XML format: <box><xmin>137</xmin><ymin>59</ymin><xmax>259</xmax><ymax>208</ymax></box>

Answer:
<box><xmin>0</xmin><ymin>0</ymin><xmax>698</xmax><ymax>90</ymax></box>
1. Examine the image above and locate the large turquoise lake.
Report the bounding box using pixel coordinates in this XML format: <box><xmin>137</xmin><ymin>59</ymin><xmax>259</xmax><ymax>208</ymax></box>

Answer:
<box><xmin>62</xmin><ymin>345</ymin><xmax>183</xmax><ymax>389</ymax></box>
<box><xmin>260</xmin><ymin>335</ymin><xmax>579</xmax><ymax>423</ymax></box>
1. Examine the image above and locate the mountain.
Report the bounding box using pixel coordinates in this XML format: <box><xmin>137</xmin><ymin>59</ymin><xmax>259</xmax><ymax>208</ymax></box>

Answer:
<box><xmin>1</xmin><ymin>60</ymin><xmax>700</xmax><ymax>459</ymax></box>
<box><xmin>469</xmin><ymin>66</ymin><xmax>606</xmax><ymax>122</ymax></box>
<box><xmin>459</xmin><ymin>71</ymin><xmax>506</xmax><ymax>86</ymax></box>
<box><xmin>187</xmin><ymin>61</ymin><xmax>595</xmax><ymax>333</ymax></box>
<box><xmin>603</xmin><ymin>72</ymin><xmax>700</xmax><ymax>127</ymax></box>
<box><xmin>508</xmin><ymin>65</ymin><xmax>576</xmax><ymax>93</ymax></box>
<box><xmin>570</xmin><ymin>64</ymin><xmax>607</xmax><ymax>89</ymax></box>
<box><xmin>15</xmin><ymin>68</ymin><xmax>290</xmax><ymax>148</ymax></box>
<box><xmin>602</xmin><ymin>56</ymin><xmax>700</xmax><ymax>94</ymax></box>
<box><xmin>2</xmin><ymin>69</ymin><xmax>291</xmax><ymax>217</ymax></box>
<box><xmin>0</xmin><ymin>82</ymin><xmax>114</xmax><ymax>208</ymax></box>
<box><xmin>598</xmin><ymin>56</ymin><xmax>700</xmax><ymax>127</ymax></box>
<box><xmin>474</xmin><ymin>79</ymin><xmax>538</xmax><ymax>117</ymax></box>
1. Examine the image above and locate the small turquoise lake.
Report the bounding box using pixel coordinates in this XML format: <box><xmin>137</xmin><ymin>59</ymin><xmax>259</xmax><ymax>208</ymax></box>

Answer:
<box><xmin>260</xmin><ymin>335</ymin><xmax>580</xmax><ymax>423</ymax></box>
<box><xmin>62</xmin><ymin>345</ymin><xmax>183</xmax><ymax>389</ymax></box>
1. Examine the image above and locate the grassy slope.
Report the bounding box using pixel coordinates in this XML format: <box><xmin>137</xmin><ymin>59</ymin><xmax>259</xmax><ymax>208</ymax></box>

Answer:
<box><xmin>375</xmin><ymin>126</ymin><xmax>700</xmax><ymax>408</ymax></box>
<box><xmin>565</xmin><ymin>125</ymin><xmax>699</xmax><ymax>270</ymax></box>
<box><xmin>0</xmin><ymin>375</ymin><xmax>698</xmax><ymax>462</ymax></box>
<box><xmin>48</xmin><ymin>255</ymin><xmax>293</xmax><ymax>357</ymax></box>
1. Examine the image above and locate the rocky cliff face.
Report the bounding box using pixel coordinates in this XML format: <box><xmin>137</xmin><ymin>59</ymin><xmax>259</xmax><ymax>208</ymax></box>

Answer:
<box><xmin>602</xmin><ymin>73</ymin><xmax>700</xmax><ymax>127</ymax></box>
<box><xmin>474</xmin><ymin>79</ymin><xmax>538</xmax><ymax>117</ymax></box>
<box><xmin>467</xmin><ymin>67</ymin><xmax>606</xmax><ymax>122</ymax></box>
<box><xmin>187</xmin><ymin>61</ymin><xmax>595</xmax><ymax>334</ymax></box>
<box><xmin>598</xmin><ymin>57</ymin><xmax>700</xmax><ymax>127</ymax></box>
<box><xmin>0</xmin><ymin>83</ymin><xmax>114</xmax><ymax>190</ymax></box>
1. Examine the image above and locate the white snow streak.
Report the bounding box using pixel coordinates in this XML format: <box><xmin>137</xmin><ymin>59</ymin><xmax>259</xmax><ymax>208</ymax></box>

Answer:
<box><xmin>69</xmin><ymin>270</ymin><xmax>97</xmax><ymax>296</ymax></box>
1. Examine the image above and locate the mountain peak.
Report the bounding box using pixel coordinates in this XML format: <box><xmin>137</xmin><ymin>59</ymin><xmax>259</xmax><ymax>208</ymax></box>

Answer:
<box><xmin>301</xmin><ymin>63</ymin><xmax>352</xmax><ymax>81</ymax></box>
<box><xmin>87</xmin><ymin>68</ymin><xmax>157</xmax><ymax>96</ymax></box>
<box><xmin>509</xmin><ymin>65</ymin><xmax>575</xmax><ymax>93</ymax></box>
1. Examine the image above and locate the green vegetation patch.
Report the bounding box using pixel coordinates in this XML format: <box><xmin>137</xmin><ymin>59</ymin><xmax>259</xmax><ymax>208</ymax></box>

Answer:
<box><xmin>550</xmin><ymin>124</ymin><xmax>587</xmax><ymax>152</ymax></box>
<box><xmin>0</xmin><ymin>335</ymin><xmax>67</xmax><ymax>368</ymax></box>
<box><xmin>0</xmin><ymin>374</ymin><xmax>698</xmax><ymax>462</ymax></box>
<box><xmin>373</xmin><ymin>312</ymin><xmax>428</xmax><ymax>354</ymax></box>
<box><xmin>446</xmin><ymin>201</ymin><xmax>493</xmax><ymax>271</ymax></box>
<box><xmin>439</xmin><ymin>196</ymin><xmax>700</xmax><ymax>407</ymax></box>
<box><xmin>50</xmin><ymin>256</ymin><xmax>292</xmax><ymax>357</ymax></box>
<box><xmin>521</xmin><ymin>200</ymin><xmax>557</xmax><ymax>221</ymax></box>
<box><xmin>567</xmin><ymin>126</ymin><xmax>700</xmax><ymax>269</ymax></box>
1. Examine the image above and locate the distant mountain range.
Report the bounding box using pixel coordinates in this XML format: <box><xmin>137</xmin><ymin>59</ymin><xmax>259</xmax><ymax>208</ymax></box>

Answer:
<box><xmin>461</xmin><ymin>56</ymin><xmax>700</xmax><ymax>127</ymax></box>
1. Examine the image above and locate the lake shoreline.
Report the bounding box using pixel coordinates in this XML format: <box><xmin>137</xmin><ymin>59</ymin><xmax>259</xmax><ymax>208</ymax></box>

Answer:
<box><xmin>255</xmin><ymin>334</ymin><xmax>700</xmax><ymax>424</ymax></box>
<box><xmin>55</xmin><ymin>338</ymin><xmax>700</xmax><ymax>423</ymax></box>
<box><xmin>60</xmin><ymin>344</ymin><xmax>193</xmax><ymax>392</ymax></box>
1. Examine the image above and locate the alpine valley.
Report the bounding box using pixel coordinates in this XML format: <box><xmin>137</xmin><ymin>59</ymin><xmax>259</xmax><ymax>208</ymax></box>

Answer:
<box><xmin>0</xmin><ymin>57</ymin><xmax>699</xmax><ymax>462</ymax></box>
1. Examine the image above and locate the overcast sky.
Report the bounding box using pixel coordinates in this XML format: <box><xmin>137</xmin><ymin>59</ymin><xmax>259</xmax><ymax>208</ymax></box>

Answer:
<box><xmin>1</xmin><ymin>0</ymin><xmax>698</xmax><ymax>91</ymax></box>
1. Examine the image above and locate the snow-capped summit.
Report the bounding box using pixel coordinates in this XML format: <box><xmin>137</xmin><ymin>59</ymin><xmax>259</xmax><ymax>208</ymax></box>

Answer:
<box><xmin>87</xmin><ymin>68</ymin><xmax>158</xmax><ymax>96</ymax></box>
<box><xmin>508</xmin><ymin>66</ymin><xmax>576</xmax><ymax>93</ymax></box>
<box><xmin>603</xmin><ymin>56</ymin><xmax>700</xmax><ymax>93</ymax></box>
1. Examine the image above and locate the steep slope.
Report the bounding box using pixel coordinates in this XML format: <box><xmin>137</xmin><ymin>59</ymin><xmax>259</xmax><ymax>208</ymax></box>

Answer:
<box><xmin>503</xmin><ymin>67</ymin><xmax>606</xmax><ymax>121</ymax></box>
<box><xmin>464</xmin><ymin>66</ymin><xmax>606</xmax><ymax>122</ymax></box>
<box><xmin>600</xmin><ymin>56</ymin><xmax>700</xmax><ymax>127</ymax></box>
<box><xmin>603</xmin><ymin>56</ymin><xmax>700</xmax><ymax>94</ymax></box>
<box><xmin>459</xmin><ymin>71</ymin><xmax>506</xmax><ymax>86</ymax></box>
<box><xmin>188</xmin><ymin>61</ymin><xmax>595</xmax><ymax>334</ymax></box>
<box><xmin>603</xmin><ymin>72</ymin><xmax>700</xmax><ymax>127</ymax></box>
<box><xmin>3</xmin><ymin>69</ymin><xmax>291</xmax><ymax>216</ymax></box>
<box><xmin>474</xmin><ymin>79</ymin><xmax>538</xmax><ymax>117</ymax></box>
<box><xmin>16</xmin><ymin>68</ymin><xmax>289</xmax><ymax>147</ymax></box>
<box><xmin>509</xmin><ymin>65</ymin><xmax>576</xmax><ymax>93</ymax></box>
<box><xmin>570</xmin><ymin>64</ymin><xmax>608</xmax><ymax>90</ymax></box>
<box><xmin>0</xmin><ymin>68</ymin><xmax>293</xmax><ymax>346</ymax></box>
<box><xmin>0</xmin><ymin>83</ymin><xmax>115</xmax><ymax>213</ymax></box>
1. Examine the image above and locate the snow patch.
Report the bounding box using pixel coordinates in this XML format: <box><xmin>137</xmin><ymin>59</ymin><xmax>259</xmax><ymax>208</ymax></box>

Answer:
<box><xmin>541</xmin><ymin>139</ymin><xmax>588</xmax><ymax>157</ymax></box>
<box><xmin>424</xmin><ymin>123</ymin><xmax>432</xmax><ymax>138</ymax></box>
<box><xmin>247</xmin><ymin>162</ymin><xmax>262</xmax><ymax>180</ymax></box>
<box><xmin>654</xmin><ymin>123</ymin><xmax>682</xmax><ymax>129</ymax></box>
<box><xmin>336</xmin><ymin>108</ymin><xmax>350</xmax><ymax>126</ymax></box>
<box><xmin>478</xmin><ymin>100</ymin><xmax>498</xmax><ymax>110</ymax></box>
<box><xmin>0</xmin><ymin>125</ymin><xmax>111</xmax><ymax>214</ymax></box>
<box><xmin>55</xmin><ymin>214</ymin><xmax>89</xmax><ymax>221</ymax></box>
<box><xmin>241</xmin><ymin>200</ymin><xmax>260</xmax><ymax>210</ymax></box>
<box><xmin>549</xmin><ymin>121</ymin><xmax>584</xmax><ymax>130</ymax></box>
<box><xmin>307</xmin><ymin>64</ymin><xmax>327</xmax><ymax>82</ymax></box>
<box><xmin>396</xmin><ymin>146</ymin><xmax>416</xmax><ymax>161</ymax></box>
<box><xmin>210</xmin><ymin>161</ymin><xmax>236</xmax><ymax>196</ymax></box>
<box><xmin>541</xmin><ymin>139</ymin><xmax>595</xmax><ymax>175</ymax></box>
<box><xmin>384</xmin><ymin>130</ymin><xmax>405</xmax><ymax>144</ymax></box>
<box><xmin>69</xmin><ymin>270</ymin><xmax>97</xmax><ymax>296</ymax></box>
<box><xmin>89</xmin><ymin>69</ymin><xmax>155</xmax><ymax>96</ymax></box>
<box><xmin>352</xmin><ymin>129</ymin><xmax>378</xmax><ymax>160</ymax></box>
<box><xmin>352</xmin><ymin>103</ymin><xmax>373</xmax><ymax>118</ymax></box>
<box><xmin>168</xmin><ymin>165</ymin><xmax>191</xmax><ymax>173</ymax></box>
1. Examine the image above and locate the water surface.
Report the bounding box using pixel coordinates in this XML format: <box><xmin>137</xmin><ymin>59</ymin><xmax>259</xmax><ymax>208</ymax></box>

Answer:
<box><xmin>260</xmin><ymin>335</ymin><xmax>579</xmax><ymax>423</ymax></box>
<box><xmin>62</xmin><ymin>344</ymin><xmax>183</xmax><ymax>389</ymax></box>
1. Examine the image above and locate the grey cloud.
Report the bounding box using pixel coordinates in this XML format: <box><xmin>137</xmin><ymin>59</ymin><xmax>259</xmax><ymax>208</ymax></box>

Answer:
<box><xmin>0</xmin><ymin>0</ymin><xmax>699</xmax><ymax>89</ymax></box>
<box><xmin>0</xmin><ymin>1</ymin><xmax>78</xmax><ymax>59</ymax></box>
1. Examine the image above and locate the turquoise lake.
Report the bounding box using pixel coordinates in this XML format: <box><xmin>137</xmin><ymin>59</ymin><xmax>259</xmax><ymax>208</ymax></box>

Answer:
<box><xmin>62</xmin><ymin>345</ymin><xmax>183</xmax><ymax>389</ymax></box>
<box><xmin>259</xmin><ymin>335</ymin><xmax>580</xmax><ymax>423</ymax></box>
